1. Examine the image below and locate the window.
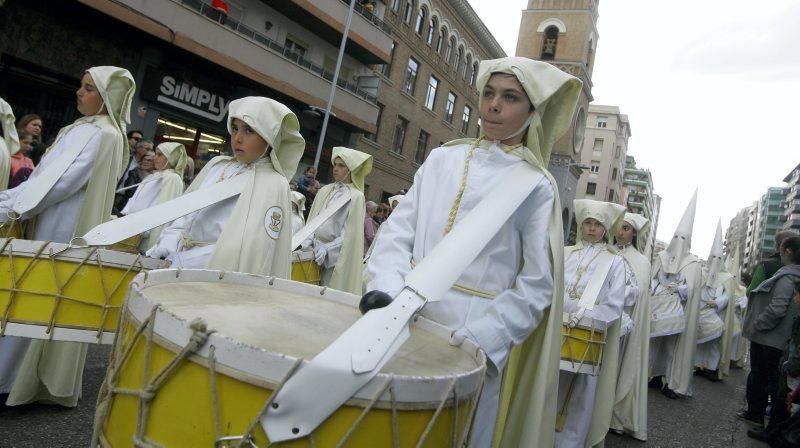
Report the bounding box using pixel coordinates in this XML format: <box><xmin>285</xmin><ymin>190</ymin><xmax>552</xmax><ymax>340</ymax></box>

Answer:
<box><xmin>445</xmin><ymin>92</ymin><xmax>457</xmax><ymax>123</ymax></box>
<box><xmin>461</xmin><ymin>105</ymin><xmax>472</xmax><ymax>134</ymax></box>
<box><xmin>445</xmin><ymin>37</ymin><xmax>454</xmax><ymax>64</ymax></box>
<box><xmin>392</xmin><ymin>116</ymin><xmax>409</xmax><ymax>154</ymax></box>
<box><xmin>615</xmin><ymin>145</ymin><xmax>621</xmax><ymax>158</ymax></box>
<box><xmin>380</xmin><ymin>41</ymin><xmax>395</xmax><ymax>77</ymax></box>
<box><xmin>365</xmin><ymin>103</ymin><xmax>383</xmax><ymax>141</ymax></box>
<box><xmin>612</xmin><ymin>167</ymin><xmax>618</xmax><ymax>180</ymax></box>
<box><xmin>391</xmin><ymin>0</ymin><xmax>400</xmax><ymax>13</ymax></box>
<box><xmin>463</xmin><ymin>55</ymin><xmax>472</xmax><ymax>80</ymax></box>
<box><xmin>470</xmin><ymin>62</ymin><xmax>478</xmax><ymax>86</ymax></box>
<box><xmin>424</xmin><ymin>76</ymin><xmax>438</xmax><ymax>110</ymax></box>
<box><xmin>436</xmin><ymin>28</ymin><xmax>445</xmax><ymax>53</ymax></box>
<box><xmin>596</xmin><ymin>116</ymin><xmax>608</xmax><ymax>128</ymax></box>
<box><xmin>592</xmin><ymin>138</ymin><xmax>603</xmax><ymax>151</ymax></box>
<box><xmin>403</xmin><ymin>1</ymin><xmax>413</xmax><ymax>24</ymax></box>
<box><xmin>415</xmin><ymin>130</ymin><xmax>429</xmax><ymax>164</ymax></box>
<box><xmin>426</xmin><ymin>18</ymin><xmax>436</xmax><ymax>45</ymax></box>
<box><xmin>541</xmin><ymin>25</ymin><xmax>558</xmax><ymax>60</ymax></box>
<box><xmin>590</xmin><ymin>161</ymin><xmax>600</xmax><ymax>173</ymax></box>
<box><xmin>414</xmin><ymin>8</ymin><xmax>425</xmax><ymax>35</ymax></box>
<box><xmin>607</xmin><ymin>189</ymin><xmax>616</xmax><ymax>202</ymax></box>
<box><xmin>454</xmin><ymin>47</ymin><xmax>463</xmax><ymax>73</ymax></box>
<box><xmin>284</xmin><ymin>37</ymin><xmax>307</xmax><ymax>58</ymax></box>
<box><xmin>586</xmin><ymin>182</ymin><xmax>597</xmax><ymax>195</ymax></box>
<box><xmin>404</xmin><ymin>57</ymin><xmax>419</xmax><ymax>95</ymax></box>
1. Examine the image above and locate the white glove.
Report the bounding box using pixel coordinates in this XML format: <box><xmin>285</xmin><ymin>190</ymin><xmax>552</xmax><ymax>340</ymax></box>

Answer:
<box><xmin>621</xmin><ymin>312</ymin><xmax>635</xmax><ymax>336</ymax></box>
<box><xmin>568</xmin><ymin>306</ymin><xmax>586</xmax><ymax>328</ymax></box>
<box><xmin>736</xmin><ymin>296</ymin><xmax>748</xmax><ymax>309</ymax></box>
<box><xmin>146</xmin><ymin>246</ymin><xmax>170</xmax><ymax>260</ymax></box>
<box><xmin>301</xmin><ymin>238</ymin><xmax>313</xmax><ymax>250</ymax></box>
<box><xmin>708</xmin><ymin>300</ymin><xmax>718</xmax><ymax>309</ymax></box>
<box><xmin>314</xmin><ymin>244</ymin><xmax>328</xmax><ymax>266</ymax></box>
<box><xmin>449</xmin><ymin>328</ymin><xmax>471</xmax><ymax>347</ymax></box>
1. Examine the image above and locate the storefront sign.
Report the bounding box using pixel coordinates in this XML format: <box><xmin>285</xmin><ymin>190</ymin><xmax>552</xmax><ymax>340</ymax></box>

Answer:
<box><xmin>141</xmin><ymin>67</ymin><xmax>230</xmax><ymax>123</ymax></box>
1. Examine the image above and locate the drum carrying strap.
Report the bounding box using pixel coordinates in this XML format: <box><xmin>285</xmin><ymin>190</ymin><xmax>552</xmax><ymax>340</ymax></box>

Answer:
<box><xmin>80</xmin><ymin>173</ymin><xmax>251</xmax><ymax>246</ymax></box>
<box><xmin>576</xmin><ymin>251</ymin><xmax>616</xmax><ymax>311</ymax></box>
<box><xmin>12</xmin><ymin>124</ymin><xmax>98</xmax><ymax>216</ymax></box>
<box><xmin>262</xmin><ymin>161</ymin><xmax>547</xmax><ymax>443</ymax></box>
<box><xmin>290</xmin><ymin>194</ymin><xmax>351</xmax><ymax>251</ymax></box>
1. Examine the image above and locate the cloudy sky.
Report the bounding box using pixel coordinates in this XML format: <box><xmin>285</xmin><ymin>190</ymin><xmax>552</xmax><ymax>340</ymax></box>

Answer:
<box><xmin>469</xmin><ymin>0</ymin><xmax>800</xmax><ymax>256</ymax></box>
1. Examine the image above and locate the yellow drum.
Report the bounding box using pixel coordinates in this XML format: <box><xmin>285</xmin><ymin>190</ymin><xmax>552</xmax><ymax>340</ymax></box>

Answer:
<box><xmin>110</xmin><ymin>234</ymin><xmax>143</xmax><ymax>255</ymax></box>
<box><xmin>0</xmin><ymin>239</ymin><xmax>165</xmax><ymax>344</ymax></box>
<box><xmin>0</xmin><ymin>219</ymin><xmax>25</xmax><ymax>239</ymax></box>
<box><xmin>560</xmin><ymin>313</ymin><xmax>607</xmax><ymax>375</ymax></box>
<box><xmin>94</xmin><ymin>270</ymin><xmax>486</xmax><ymax>447</ymax></box>
<box><xmin>291</xmin><ymin>250</ymin><xmax>321</xmax><ymax>285</ymax></box>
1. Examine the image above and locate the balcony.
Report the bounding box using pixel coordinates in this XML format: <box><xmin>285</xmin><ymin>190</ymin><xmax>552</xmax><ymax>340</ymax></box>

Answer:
<box><xmin>265</xmin><ymin>0</ymin><xmax>393</xmax><ymax>65</ymax></box>
<box><xmin>86</xmin><ymin>0</ymin><xmax>380</xmax><ymax>133</ymax></box>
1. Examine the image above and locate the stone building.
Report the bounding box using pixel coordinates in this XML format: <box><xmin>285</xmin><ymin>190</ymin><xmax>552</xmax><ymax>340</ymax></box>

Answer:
<box><xmin>743</xmin><ymin>187</ymin><xmax>788</xmax><ymax>276</ymax></box>
<box><xmin>353</xmin><ymin>0</ymin><xmax>505</xmax><ymax>203</ymax></box>
<box><xmin>623</xmin><ymin>155</ymin><xmax>660</xmax><ymax>257</ymax></box>
<box><xmin>576</xmin><ymin>105</ymin><xmax>629</xmax><ymax>205</ymax></box>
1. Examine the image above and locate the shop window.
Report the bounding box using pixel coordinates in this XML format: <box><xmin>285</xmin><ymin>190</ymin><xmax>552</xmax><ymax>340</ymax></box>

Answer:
<box><xmin>155</xmin><ymin>117</ymin><xmax>227</xmax><ymax>172</ymax></box>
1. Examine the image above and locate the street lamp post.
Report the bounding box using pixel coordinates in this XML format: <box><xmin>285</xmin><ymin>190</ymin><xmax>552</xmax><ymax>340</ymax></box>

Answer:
<box><xmin>313</xmin><ymin>0</ymin><xmax>357</xmax><ymax>170</ymax></box>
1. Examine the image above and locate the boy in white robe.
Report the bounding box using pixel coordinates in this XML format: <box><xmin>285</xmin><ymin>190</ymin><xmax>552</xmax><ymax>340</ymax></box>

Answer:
<box><xmin>147</xmin><ymin>96</ymin><xmax>303</xmax><ymax>277</ymax></box>
<box><xmin>120</xmin><ymin>142</ymin><xmax>188</xmax><ymax>252</ymax></box>
<box><xmin>0</xmin><ymin>66</ymin><xmax>134</xmax><ymax>406</ymax></box>
<box><xmin>306</xmin><ymin>147</ymin><xmax>371</xmax><ymax>294</ymax></box>
<box><xmin>290</xmin><ymin>190</ymin><xmax>306</xmax><ymax>235</ymax></box>
<box><xmin>649</xmin><ymin>190</ymin><xmax>703</xmax><ymax>399</ymax></box>
<box><xmin>556</xmin><ymin>199</ymin><xmax>627</xmax><ymax>448</ymax></box>
<box><xmin>610</xmin><ymin>213</ymin><xmax>652</xmax><ymax>441</ymax></box>
<box><xmin>365</xmin><ymin>57</ymin><xmax>582</xmax><ymax>448</ymax></box>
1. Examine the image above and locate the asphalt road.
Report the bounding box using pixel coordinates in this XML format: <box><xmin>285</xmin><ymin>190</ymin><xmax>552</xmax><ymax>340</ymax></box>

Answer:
<box><xmin>0</xmin><ymin>345</ymin><xmax>773</xmax><ymax>447</ymax></box>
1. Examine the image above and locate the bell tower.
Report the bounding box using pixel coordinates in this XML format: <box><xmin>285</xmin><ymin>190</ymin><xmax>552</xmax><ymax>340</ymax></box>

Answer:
<box><xmin>515</xmin><ymin>0</ymin><xmax>600</xmax><ymax>242</ymax></box>
<box><xmin>516</xmin><ymin>0</ymin><xmax>599</xmax><ymax>157</ymax></box>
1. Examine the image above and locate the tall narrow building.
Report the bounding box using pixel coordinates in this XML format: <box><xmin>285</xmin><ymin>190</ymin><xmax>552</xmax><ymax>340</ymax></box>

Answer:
<box><xmin>515</xmin><ymin>0</ymin><xmax>600</xmax><ymax>237</ymax></box>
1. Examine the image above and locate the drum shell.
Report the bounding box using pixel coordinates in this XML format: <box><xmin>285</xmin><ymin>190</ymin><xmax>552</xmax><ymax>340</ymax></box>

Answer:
<box><xmin>0</xmin><ymin>239</ymin><xmax>164</xmax><ymax>343</ymax></box>
<box><xmin>97</xmin><ymin>270</ymin><xmax>486</xmax><ymax>447</ymax></box>
<box><xmin>291</xmin><ymin>250</ymin><xmax>320</xmax><ymax>285</ymax></box>
<box><xmin>0</xmin><ymin>220</ymin><xmax>25</xmax><ymax>239</ymax></box>
<box><xmin>560</xmin><ymin>316</ymin><xmax>606</xmax><ymax>375</ymax></box>
<box><xmin>110</xmin><ymin>234</ymin><xmax>144</xmax><ymax>255</ymax></box>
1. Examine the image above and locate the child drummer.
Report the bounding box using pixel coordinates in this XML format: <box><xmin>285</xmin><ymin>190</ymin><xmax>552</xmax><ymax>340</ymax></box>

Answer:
<box><xmin>556</xmin><ymin>199</ymin><xmax>627</xmax><ymax>447</ymax></box>
<box><xmin>363</xmin><ymin>57</ymin><xmax>581</xmax><ymax>447</ymax></box>
<box><xmin>147</xmin><ymin>96</ymin><xmax>304</xmax><ymax>277</ymax></box>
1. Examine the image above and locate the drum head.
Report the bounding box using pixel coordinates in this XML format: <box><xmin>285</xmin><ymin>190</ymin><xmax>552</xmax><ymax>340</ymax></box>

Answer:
<box><xmin>144</xmin><ymin>281</ymin><xmax>477</xmax><ymax>377</ymax></box>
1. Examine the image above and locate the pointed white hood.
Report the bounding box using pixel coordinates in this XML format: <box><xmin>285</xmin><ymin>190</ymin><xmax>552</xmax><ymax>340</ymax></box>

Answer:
<box><xmin>705</xmin><ymin>220</ymin><xmax>727</xmax><ymax>287</ymax></box>
<box><xmin>660</xmin><ymin>189</ymin><xmax>697</xmax><ymax>274</ymax></box>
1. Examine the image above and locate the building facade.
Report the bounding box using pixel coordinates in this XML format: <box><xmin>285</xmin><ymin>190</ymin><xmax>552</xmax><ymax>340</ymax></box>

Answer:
<box><xmin>0</xmin><ymin>0</ymin><xmax>391</xmax><ymax>180</ymax></box>
<box><xmin>515</xmin><ymin>0</ymin><xmax>600</xmax><ymax>239</ymax></box>
<box><xmin>782</xmin><ymin>162</ymin><xmax>800</xmax><ymax>232</ymax></box>
<box><xmin>724</xmin><ymin>205</ymin><xmax>753</xmax><ymax>277</ymax></box>
<box><xmin>622</xmin><ymin>156</ymin><xmax>659</xmax><ymax>257</ymax></box>
<box><xmin>576</xmin><ymin>105</ymin><xmax>629</xmax><ymax>205</ymax></box>
<box><xmin>353</xmin><ymin>0</ymin><xmax>505</xmax><ymax>202</ymax></box>
<box><xmin>743</xmin><ymin>187</ymin><xmax>787</xmax><ymax>276</ymax></box>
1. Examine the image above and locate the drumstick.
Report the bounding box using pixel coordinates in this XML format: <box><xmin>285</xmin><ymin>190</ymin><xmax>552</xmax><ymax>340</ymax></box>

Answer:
<box><xmin>262</xmin><ymin>162</ymin><xmax>549</xmax><ymax>442</ymax></box>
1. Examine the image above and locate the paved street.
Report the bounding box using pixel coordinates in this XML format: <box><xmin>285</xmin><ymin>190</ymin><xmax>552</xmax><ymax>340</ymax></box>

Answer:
<box><xmin>0</xmin><ymin>344</ymin><xmax>772</xmax><ymax>447</ymax></box>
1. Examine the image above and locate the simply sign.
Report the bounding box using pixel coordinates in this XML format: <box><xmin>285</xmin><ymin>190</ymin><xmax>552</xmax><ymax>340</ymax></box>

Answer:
<box><xmin>142</xmin><ymin>67</ymin><xmax>230</xmax><ymax>123</ymax></box>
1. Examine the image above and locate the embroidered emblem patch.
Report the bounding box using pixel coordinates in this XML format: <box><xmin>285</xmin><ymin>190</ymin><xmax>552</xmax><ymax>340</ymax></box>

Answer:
<box><xmin>265</xmin><ymin>206</ymin><xmax>283</xmax><ymax>240</ymax></box>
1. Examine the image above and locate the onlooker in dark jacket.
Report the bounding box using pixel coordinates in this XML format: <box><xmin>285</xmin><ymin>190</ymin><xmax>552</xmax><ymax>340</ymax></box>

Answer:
<box><xmin>740</xmin><ymin>236</ymin><xmax>800</xmax><ymax>428</ymax></box>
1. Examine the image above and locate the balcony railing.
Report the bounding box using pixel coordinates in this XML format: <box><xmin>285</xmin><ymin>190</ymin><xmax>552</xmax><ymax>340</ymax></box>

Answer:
<box><xmin>338</xmin><ymin>0</ymin><xmax>392</xmax><ymax>34</ymax></box>
<box><xmin>177</xmin><ymin>0</ymin><xmax>378</xmax><ymax>103</ymax></box>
